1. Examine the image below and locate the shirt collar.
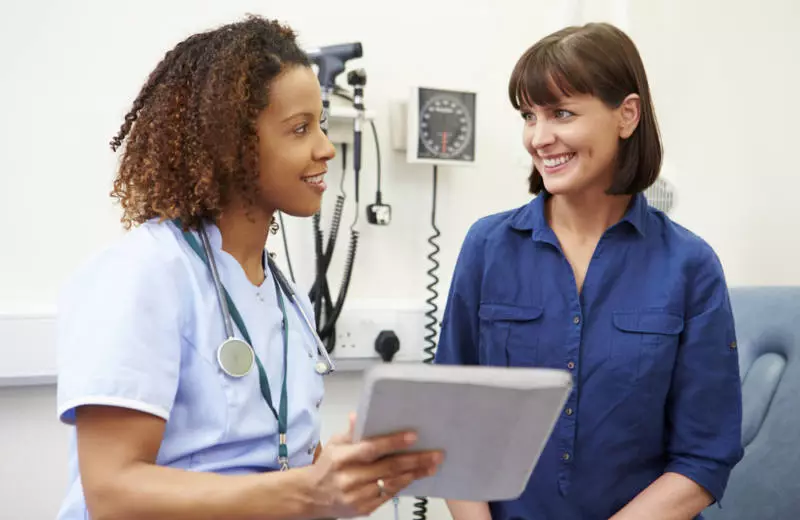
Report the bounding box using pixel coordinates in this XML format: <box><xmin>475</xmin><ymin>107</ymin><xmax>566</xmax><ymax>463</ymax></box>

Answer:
<box><xmin>622</xmin><ymin>192</ymin><xmax>648</xmax><ymax>236</ymax></box>
<box><xmin>509</xmin><ymin>192</ymin><xmax>648</xmax><ymax>237</ymax></box>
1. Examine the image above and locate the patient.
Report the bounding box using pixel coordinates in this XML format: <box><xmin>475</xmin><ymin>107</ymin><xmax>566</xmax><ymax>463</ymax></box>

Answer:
<box><xmin>435</xmin><ymin>22</ymin><xmax>743</xmax><ymax>520</ymax></box>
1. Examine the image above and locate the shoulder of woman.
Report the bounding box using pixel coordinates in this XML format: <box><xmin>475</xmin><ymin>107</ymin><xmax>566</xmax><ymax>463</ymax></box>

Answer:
<box><xmin>460</xmin><ymin>204</ymin><xmax>530</xmax><ymax>257</ymax></box>
<box><xmin>60</xmin><ymin>219</ymin><xmax>190</xmax><ymax>306</ymax></box>
<box><xmin>654</xmin><ymin>216</ymin><xmax>723</xmax><ymax>268</ymax></box>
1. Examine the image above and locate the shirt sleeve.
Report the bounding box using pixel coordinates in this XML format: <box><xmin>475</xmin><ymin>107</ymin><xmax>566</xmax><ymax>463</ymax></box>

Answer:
<box><xmin>56</xmin><ymin>235</ymin><xmax>185</xmax><ymax>425</ymax></box>
<box><xmin>434</xmin><ymin>221</ymin><xmax>486</xmax><ymax>366</ymax></box>
<box><xmin>664</xmin><ymin>244</ymin><xmax>744</xmax><ymax>504</ymax></box>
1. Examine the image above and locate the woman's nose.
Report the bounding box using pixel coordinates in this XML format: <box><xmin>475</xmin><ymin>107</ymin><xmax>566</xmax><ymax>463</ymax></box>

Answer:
<box><xmin>530</xmin><ymin>120</ymin><xmax>556</xmax><ymax>149</ymax></box>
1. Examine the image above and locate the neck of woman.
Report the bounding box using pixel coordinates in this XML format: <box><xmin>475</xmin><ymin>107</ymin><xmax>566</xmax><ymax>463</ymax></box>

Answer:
<box><xmin>547</xmin><ymin>188</ymin><xmax>632</xmax><ymax>240</ymax></box>
<box><xmin>216</xmin><ymin>204</ymin><xmax>274</xmax><ymax>286</ymax></box>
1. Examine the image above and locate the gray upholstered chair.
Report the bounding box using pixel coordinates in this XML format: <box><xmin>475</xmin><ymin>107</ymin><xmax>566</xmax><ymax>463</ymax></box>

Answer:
<box><xmin>704</xmin><ymin>286</ymin><xmax>800</xmax><ymax>519</ymax></box>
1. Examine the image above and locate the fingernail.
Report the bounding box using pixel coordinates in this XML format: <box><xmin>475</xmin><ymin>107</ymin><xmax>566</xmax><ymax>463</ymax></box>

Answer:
<box><xmin>405</xmin><ymin>433</ymin><xmax>417</xmax><ymax>443</ymax></box>
<box><xmin>432</xmin><ymin>453</ymin><xmax>444</xmax><ymax>464</ymax></box>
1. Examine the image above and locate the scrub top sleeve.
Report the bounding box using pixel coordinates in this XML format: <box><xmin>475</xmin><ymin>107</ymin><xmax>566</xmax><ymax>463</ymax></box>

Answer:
<box><xmin>435</xmin><ymin>220</ymin><xmax>487</xmax><ymax>366</ymax></box>
<box><xmin>56</xmin><ymin>241</ymin><xmax>184</xmax><ymax>425</ymax></box>
<box><xmin>665</xmin><ymin>245</ymin><xmax>744</xmax><ymax>505</ymax></box>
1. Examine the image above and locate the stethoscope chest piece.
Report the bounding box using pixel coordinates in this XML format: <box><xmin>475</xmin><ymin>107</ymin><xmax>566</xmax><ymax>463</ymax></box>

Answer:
<box><xmin>315</xmin><ymin>361</ymin><xmax>332</xmax><ymax>376</ymax></box>
<box><xmin>217</xmin><ymin>338</ymin><xmax>255</xmax><ymax>378</ymax></box>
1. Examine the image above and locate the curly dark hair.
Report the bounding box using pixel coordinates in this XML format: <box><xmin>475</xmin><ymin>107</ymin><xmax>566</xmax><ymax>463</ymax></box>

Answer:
<box><xmin>109</xmin><ymin>15</ymin><xmax>311</xmax><ymax>229</ymax></box>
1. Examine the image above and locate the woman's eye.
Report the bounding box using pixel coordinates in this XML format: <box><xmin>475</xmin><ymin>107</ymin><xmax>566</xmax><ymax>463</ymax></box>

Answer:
<box><xmin>555</xmin><ymin>109</ymin><xmax>574</xmax><ymax>119</ymax></box>
<box><xmin>294</xmin><ymin>124</ymin><xmax>308</xmax><ymax>135</ymax></box>
<box><xmin>521</xmin><ymin>111</ymin><xmax>535</xmax><ymax>123</ymax></box>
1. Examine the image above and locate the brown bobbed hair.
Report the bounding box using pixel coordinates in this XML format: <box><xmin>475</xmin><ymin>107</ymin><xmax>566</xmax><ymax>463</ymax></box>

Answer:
<box><xmin>508</xmin><ymin>22</ymin><xmax>663</xmax><ymax>195</ymax></box>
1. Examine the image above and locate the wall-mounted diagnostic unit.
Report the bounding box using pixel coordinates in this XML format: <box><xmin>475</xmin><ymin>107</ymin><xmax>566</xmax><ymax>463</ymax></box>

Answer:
<box><xmin>406</xmin><ymin>87</ymin><xmax>477</xmax><ymax>166</ymax></box>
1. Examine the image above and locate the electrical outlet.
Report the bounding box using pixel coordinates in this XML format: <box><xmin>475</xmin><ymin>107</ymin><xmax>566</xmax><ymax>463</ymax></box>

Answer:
<box><xmin>329</xmin><ymin>299</ymin><xmax>431</xmax><ymax>363</ymax></box>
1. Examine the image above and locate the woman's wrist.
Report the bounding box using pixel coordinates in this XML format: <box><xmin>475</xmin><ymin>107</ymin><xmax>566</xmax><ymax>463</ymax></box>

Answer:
<box><xmin>273</xmin><ymin>465</ymin><xmax>326</xmax><ymax>520</ymax></box>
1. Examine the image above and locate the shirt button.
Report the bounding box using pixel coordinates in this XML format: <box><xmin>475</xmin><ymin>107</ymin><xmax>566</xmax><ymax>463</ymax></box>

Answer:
<box><xmin>573</xmin><ymin>315</ymin><xmax>581</xmax><ymax>325</ymax></box>
<box><xmin>730</xmin><ymin>341</ymin><xmax>737</xmax><ymax>350</ymax></box>
<box><xmin>567</xmin><ymin>361</ymin><xmax>575</xmax><ymax>370</ymax></box>
<box><xmin>308</xmin><ymin>443</ymin><xmax>317</xmax><ymax>455</ymax></box>
<box><xmin>315</xmin><ymin>398</ymin><xmax>322</xmax><ymax>409</ymax></box>
<box><xmin>562</xmin><ymin>452</ymin><xmax>571</xmax><ymax>461</ymax></box>
<box><xmin>565</xmin><ymin>408</ymin><xmax>574</xmax><ymax>416</ymax></box>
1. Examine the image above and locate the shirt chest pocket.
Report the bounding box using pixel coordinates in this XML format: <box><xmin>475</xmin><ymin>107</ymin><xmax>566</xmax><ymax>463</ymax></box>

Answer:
<box><xmin>478</xmin><ymin>303</ymin><xmax>544</xmax><ymax>367</ymax></box>
<box><xmin>611</xmin><ymin>310</ymin><xmax>684</xmax><ymax>381</ymax></box>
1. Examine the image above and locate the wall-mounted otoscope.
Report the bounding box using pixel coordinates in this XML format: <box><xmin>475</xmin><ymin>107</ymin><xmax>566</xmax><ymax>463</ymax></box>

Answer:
<box><xmin>306</xmin><ymin>42</ymin><xmax>363</xmax><ymax>131</ymax></box>
<box><xmin>306</xmin><ymin>42</ymin><xmax>363</xmax><ymax>85</ymax></box>
<box><xmin>303</xmin><ymin>42</ymin><xmax>364</xmax><ymax>354</ymax></box>
<box><xmin>348</xmin><ymin>69</ymin><xmax>366</xmax><ymax>206</ymax></box>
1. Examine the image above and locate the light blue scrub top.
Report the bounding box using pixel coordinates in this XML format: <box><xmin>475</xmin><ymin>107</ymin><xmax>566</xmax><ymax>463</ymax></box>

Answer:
<box><xmin>55</xmin><ymin>219</ymin><xmax>325</xmax><ymax>519</ymax></box>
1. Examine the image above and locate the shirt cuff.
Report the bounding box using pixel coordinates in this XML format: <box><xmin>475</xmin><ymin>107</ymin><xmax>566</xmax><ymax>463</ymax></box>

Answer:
<box><xmin>665</xmin><ymin>456</ymin><xmax>731</xmax><ymax>505</ymax></box>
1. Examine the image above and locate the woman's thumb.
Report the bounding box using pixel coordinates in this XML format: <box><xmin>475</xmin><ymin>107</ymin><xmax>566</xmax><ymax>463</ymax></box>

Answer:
<box><xmin>328</xmin><ymin>412</ymin><xmax>357</xmax><ymax>445</ymax></box>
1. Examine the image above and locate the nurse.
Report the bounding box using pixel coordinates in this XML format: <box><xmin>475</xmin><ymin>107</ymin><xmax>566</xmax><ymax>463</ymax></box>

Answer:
<box><xmin>435</xmin><ymin>23</ymin><xmax>743</xmax><ymax>520</ymax></box>
<box><xmin>55</xmin><ymin>16</ymin><xmax>441</xmax><ymax>520</ymax></box>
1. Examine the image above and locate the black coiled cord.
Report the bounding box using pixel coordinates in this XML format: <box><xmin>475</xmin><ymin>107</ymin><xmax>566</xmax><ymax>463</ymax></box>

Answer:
<box><xmin>311</xmin><ymin>195</ymin><xmax>346</xmax><ymax>330</ymax></box>
<box><xmin>318</xmin><ymin>230</ymin><xmax>359</xmax><ymax>340</ymax></box>
<box><xmin>423</xmin><ymin>166</ymin><xmax>440</xmax><ymax>364</ymax></box>
<box><xmin>309</xmin><ymin>144</ymin><xmax>360</xmax><ymax>353</ymax></box>
<box><xmin>414</xmin><ymin>165</ymin><xmax>440</xmax><ymax>520</ymax></box>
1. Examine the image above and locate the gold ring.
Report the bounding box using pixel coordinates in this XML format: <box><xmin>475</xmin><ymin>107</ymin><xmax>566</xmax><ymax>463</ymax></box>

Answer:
<box><xmin>377</xmin><ymin>478</ymin><xmax>386</xmax><ymax>497</ymax></box>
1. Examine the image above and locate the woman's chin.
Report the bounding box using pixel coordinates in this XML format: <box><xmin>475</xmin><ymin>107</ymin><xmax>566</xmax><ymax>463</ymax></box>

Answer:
<box><xmin>541</xmin><ymin>175</ymin><xmax>578</xmax><ymax>196</ymax></box>
<box><xmin>279</xmin><ymin>202</ymin><xmax>322</xmax><ymax>219</ymax></box>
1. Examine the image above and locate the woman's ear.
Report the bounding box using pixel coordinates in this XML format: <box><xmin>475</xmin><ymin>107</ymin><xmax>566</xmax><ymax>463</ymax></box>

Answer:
<box><xmin>618</xmin><ymin>93</ymin><xmax>641</xmax><ymax>139</ymax></box>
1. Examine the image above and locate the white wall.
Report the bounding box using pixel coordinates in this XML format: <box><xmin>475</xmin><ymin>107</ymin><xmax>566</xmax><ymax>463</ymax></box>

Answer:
<box><xmin>626</xmin><ymin>0</ymin><xmax>800</xmax><ymax>284</ymax></box>
<box><xmin>1</xmin><ymin>0</ymin><xmax>799</xmax><ymax>518</ymax></box>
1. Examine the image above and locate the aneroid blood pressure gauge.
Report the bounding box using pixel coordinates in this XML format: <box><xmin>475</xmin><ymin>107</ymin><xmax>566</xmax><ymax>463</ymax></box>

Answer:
<box><xmin>407</xmin><ymin>87</ymin><xmax>477</xmax><ymax>166</ymax></box>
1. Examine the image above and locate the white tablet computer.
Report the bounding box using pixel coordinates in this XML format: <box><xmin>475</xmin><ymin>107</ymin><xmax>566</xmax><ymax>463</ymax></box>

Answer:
<box><xmin>352</xmin><ymin>363</ymin><xmax>573</xmax><ymax>502</ymax></box>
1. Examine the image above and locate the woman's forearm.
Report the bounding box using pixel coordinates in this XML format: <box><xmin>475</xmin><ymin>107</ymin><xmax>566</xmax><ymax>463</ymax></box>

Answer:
<box><xmin>446</xmin><ymin>499</ymin><xmax>492</xmax><ymax>520</ymax></box>
<box><xmin>610</xmin><ymin>472</ymin><xmax>713</xmax><ymax>520</ymax></box>
<box><xmin>88</xmin><ymin>462</ymin><xmax>316</xmax><ymax>520</ymax></box>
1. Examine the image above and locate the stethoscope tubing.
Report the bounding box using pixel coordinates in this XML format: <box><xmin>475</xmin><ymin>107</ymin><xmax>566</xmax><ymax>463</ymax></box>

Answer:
<box><xmin>199</xmin><ymin>226</ymin><xmax>336</xmax><ymax>375</ymax></box>
<box><xmin>265</xmin><ymin>254</ymin><xmax>336</xmax><ymax>373</ymax></box>
<box><xmin>199</xmin><ymin>225</ymin><xmax>236</xmax><ymax>340</ymax></box>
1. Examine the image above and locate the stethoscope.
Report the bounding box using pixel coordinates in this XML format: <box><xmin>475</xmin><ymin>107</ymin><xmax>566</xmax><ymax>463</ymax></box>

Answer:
<box><xmin>176</xmin><ymin>220</ymin><xmax>336</xmax><ymax>378</ymax></box>
<box><xmin>176</xmin><ymin>220</ymin><xmax>335</xmax><ymax>471</ymax></box>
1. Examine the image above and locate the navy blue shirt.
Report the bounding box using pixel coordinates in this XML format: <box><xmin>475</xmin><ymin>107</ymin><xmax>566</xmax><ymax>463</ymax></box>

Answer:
<box><xmin>435</xmin><ymin>193</ymin><xmax>743</xmax><ymax>520</ymax></box>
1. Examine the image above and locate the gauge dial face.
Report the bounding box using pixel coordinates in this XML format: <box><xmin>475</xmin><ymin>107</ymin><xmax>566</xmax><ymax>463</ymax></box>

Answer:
<box><xmin>417</xmin><ymin>91</ymin><xmax>475</xmax><ymax>162</ymax></box>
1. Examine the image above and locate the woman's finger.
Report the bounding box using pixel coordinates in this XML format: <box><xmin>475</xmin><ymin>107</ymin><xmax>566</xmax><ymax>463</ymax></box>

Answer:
<box><xmin>334</xmin><ymin>430</ymin><xmax>419</xmax><ymax>466</ymax></box>
<box><xmin>326</xmin><ymin>431</ymin><xmax>350</xmax><ymax>446</ymax></box>
<box><xmin>344</xmin><ymin>451</ymin><xmax>443</xmax><ymax>490</ymax></box>
<box><xmin>327</xmin><ymin>413</ymin><xmax>358</xmax><ymax>447</ymax></box>
<box><xmin>349</xmin><ymin>467</ymin><xmax>437</xmax><ymax>515</ymax></box>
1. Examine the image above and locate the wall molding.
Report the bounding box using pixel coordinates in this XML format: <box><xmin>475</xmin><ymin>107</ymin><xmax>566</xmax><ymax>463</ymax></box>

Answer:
<box><xmin>0</xmin><ymin>312</ymin><xmax>57</xmax><ymax>387</ymax></box>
